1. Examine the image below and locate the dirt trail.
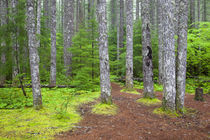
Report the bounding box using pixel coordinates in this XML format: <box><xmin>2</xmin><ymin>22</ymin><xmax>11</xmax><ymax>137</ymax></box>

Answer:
<box><xmin>56</xmin><ymin>83</ymin><xmax>210</xmax><ymax>140</ymax></box>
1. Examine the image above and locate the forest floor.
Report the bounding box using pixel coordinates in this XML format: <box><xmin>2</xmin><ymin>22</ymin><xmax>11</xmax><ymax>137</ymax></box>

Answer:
<box><xmin>56</xmin><ymin>83</ymin><xmax>210</xmax><ymax>140</ymax></box>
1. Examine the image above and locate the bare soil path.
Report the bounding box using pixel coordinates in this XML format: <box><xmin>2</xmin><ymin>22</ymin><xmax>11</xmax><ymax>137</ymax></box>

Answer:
<box><xmin>56</xmin><ymin>83</ymin><xmax>210</xmax><ymax>140</ymax></box>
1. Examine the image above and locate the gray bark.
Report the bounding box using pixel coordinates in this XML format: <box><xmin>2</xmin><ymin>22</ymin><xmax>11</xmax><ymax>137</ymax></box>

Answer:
<box><xmin>202</xmin><ymin>0</ymin><xmax>206</xmax><ymax>21</ymax></box>
<box><xmin>0</xmin><ymin>0</ymin><xmax>7</xmax><ymax>85</ymax></box>
<box><xmin>157</xmin><ymin>0</ymin><xmax>163</xmax><ymax>84</ymax></box>
<box><xmin>63</xmin><ymin>0</ymin><xmax>74</xmax><ymax>76</ymax></box>
<box><xmin>119</xmin><ymin>0</ymin><xmax>124</xmax><ymax>50</ymax></box>
<box><xmin>190</xmin><ymin>0</ymin><xmax>195</xmax><ymax>27</ymax></box>
<box><xmin>44</xmin><ymin>0</ymin><xmax>50</xmax><ymax>29</ymax></box>
<box><xmin>125</xmin><ymin>0</ymin><xmax>133</xmax><ymax>90</ymax></box>
<box><xmin>27</xmin><ymin>0</ymin><xmax>42</xmax><ymax>110</ymax></box>
<box><xmin>197</xmin><ymin>0</ymin><xmax>200</xmax><ymax>22</ymax></box>
<box><xmin>97</xmin><ymin>0</ymin><xmax>112</xmax><ymax>104</ymax></box>
<box><xmin>50</xmin><ymin>0</ymin><xmax>57</xmax><ymax>86</ymax></box>
<box><xmin>176</xmin><ymin>0</ymin><xmax>188</xmax><ymax>112</ymax></box>
<box><xmin>141</xmin><ymin>0</ymin><xmax>154</xmax><ymax>98</ymax></box>
<box><xmin>36</xmin><ymin>0</ymin><xmax>41</xmax><ymax>47</ymax></box>
<box><xmin>110</xmin><ymin>0</ymin><xmax>117</xmax><ymax>30</ymax></box>
<box><xmin>162</xmin><ymin>0</ymin><xmax>176</xmax><ymax>111</ymax></box>
<box><xmin>117</xmin><ymin>1</ymin><xmax>120</xmax><ymax>62</ymax></box>
<box><xmin>150</xmin><ymin>0</ymin><xmax>155</xmax><ymax>27</ymax></box>
<box><xmin>136</xmin><ymin>0</ymin><xmax>139</xmax><ymax>20</ymax></box>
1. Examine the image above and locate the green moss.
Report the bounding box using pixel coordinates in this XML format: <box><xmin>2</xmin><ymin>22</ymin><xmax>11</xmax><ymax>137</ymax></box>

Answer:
<box><xmin>120</xmin><ymin>88</ymin><xmax>140</xmax><ymax>94</ymax></box>
<box><xmin>153</xmin><ymin>107</ymin><xmax>180</xmax><ymax>117</ymax></box>
<box><xmin>0</xmin><ymin>88</ymin><xmax>100</xmax><ymax>140</ymax></box>
<box><xmin>137</xmin><ymin>98</ymin><xmax>161</xmax><ymax>106</ymax></box>
<box><xmin>91</xmin><ymin>103</ymin><xmax>118</xmax><ymax>116</ymax></box>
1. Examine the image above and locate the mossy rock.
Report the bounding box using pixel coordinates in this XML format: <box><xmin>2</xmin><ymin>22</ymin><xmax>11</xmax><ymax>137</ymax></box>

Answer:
<box><xmin>120</xmin><ymin>88</ymin><xmax>140</xmax><ymax>94</ymax></box>
<box><xmin>91</xmin><ymin>103</ymin><xmax>118</xmax><ymax>116</ymax></box>
<box><xmin>137</xmin><ymin>98</ymin><xmax>161</xmax><ymax>106</ymax></box>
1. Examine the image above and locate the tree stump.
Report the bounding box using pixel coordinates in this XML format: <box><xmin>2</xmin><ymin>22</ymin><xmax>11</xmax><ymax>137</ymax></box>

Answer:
<box><xmin>195</xmin><ymin>88</ymin><xmax>204</xmax><ymax>101</ymax></box>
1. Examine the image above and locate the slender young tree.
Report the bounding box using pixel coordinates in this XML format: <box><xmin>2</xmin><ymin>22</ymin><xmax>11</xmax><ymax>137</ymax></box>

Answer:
<box><xmin>141</xmin><ymin>0</ymin><xmax>154</xmax><ymax>98</ymax></box>
<box><xmin>197</xmin><ymin>0</ymin><xmax>200</xmax><ymax>22</ymax></box>
<box><xmin>136</xmin><ymin>0</ymin><xmax>139</xmax><ymax>20</ymax></box>
<box><xmin>26</xmin><ymin>0</ymin><xmax>42</xmax><ymax>109</ymax></box>
<box><xmin>97</xmin><ymin>0</ymin><xmax>112</xmax><ymax>104</ymax></box>
<box><xmin>190</xmin><ymin>0</ymin><xmax>195</xmax><ymax>27</ymax></box>
<box><xmin>50</xmin><ymin>0</ymin><xmax>57</xmax><ymax>86</ymax></box>
<box><xmin>36</xmin><ymin>0</ymin><xmax>41</xmax><ymax>47</ymax></box>
<box><xmin>202</xmin><ymin>0</ymin><xmax>206</xmax><ymax>21</ymax></box>
<box><xmin>44</xmin><ymin>0</ymin><xmax>50</xmax><ymax>29</ymax></box>
<box><xmin>63</xmin><ymin>0</ymin><xmax>74</xmax><ymax>76</ymax></box>
<box><xmin>110</xmin><ymin>0</ymin><xmax>117</xmax><ymax>30</ymax></box>
<box><xmin>119</xmin><ymin>0</ymin><xmax>124</xmax><ymax>51</ymax></box>
<box><xmin>125</xmin><ymin>0</ymin><xmax>133</xmax><ymax>90</ymax></box>
<box><xmin>162</xmin><ymin>0</ymin><xmax>176</xmax><ymax>111</ymax></box>
<box><xmin>176</xmin><ymin>0</ymin><xmax>188</xmax><ymax>112</ymax></box>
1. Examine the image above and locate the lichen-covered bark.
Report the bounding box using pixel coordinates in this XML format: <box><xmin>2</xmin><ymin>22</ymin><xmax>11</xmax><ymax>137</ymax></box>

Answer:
<box><xmin>150</xmin><ymin>0</ymin><xmax>155</xmax><ymax>27</ymax></box>
<box><xmin>97</xmin><ymin>0</ymin><xmax>112</xmax><ymax>104</ymax></box>
<box><xmin>119</xmin><ymin>0</ymin><xmax>124</xmax><ymax>51</ymax></box>
<box><xmin>136</xmin><ymin>0</ymin><xmax>139</xmax><ymax>20</ymax></box>
<box><xmin>36</xmin><ymin>0</ymin><xmax>41</xmax><ymax>47</ymax></box>
<box><xmin>176</xmin><ymin>0</ymin><xmax>188</xmax><ymax>112</ymax></box>
<box><xmin>141</xmin><ymin>0</ymin><xmax>154</xmax><ymax>98</ymax></box>
<box><xmin>63</xmin><ymin>0</ymin><xmax>74</xmax><ymax>76</ymax></box>
<box><xmin>0</xmin><ymin>0</ymin><xmax>7</xmax><ymax>85</ymax></box>
<box><xmin>125</xmin><ymin>0</ymin><xmax>133</xmax><ymax>90</ymax></box>
<box><xmin>50</xmin><ymin>0</ymin><xmax>57</xmax><ymax>86</ymax></box>
<box><xmin>162</xmin><ymin>0</ymin><xmax>176</xmax><ymax>111</ymax></box>
<box><xmin>157</xmin><ymin>0</ymin><xmax>163</xmax><ymax>84</ymax></box>
<box><xmin>27</xmin><ymin>0</ymin><xmax>42</xmax><ymax>110</ymax></box>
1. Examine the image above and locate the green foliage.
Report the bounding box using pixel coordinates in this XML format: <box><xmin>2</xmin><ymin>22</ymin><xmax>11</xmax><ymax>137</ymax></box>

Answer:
<box><xmin>120</xmin><ymin>88</ymin><xmax>140</xmax><ymax>94</ymax></box>
<box><xmin>153</xmin><ymin>107</ymin><xmax>180</xmax><ymax>117</ymax></box>
<box><xmin>91</xmin><ymin>103</ymin><xmax>118</xmax><ymax>116</ymax></box>
<box><xmin>187</xmin><ymin>22</ymin><xmax>210</xmax><ymax>76</ymax></box>
<box><xmin>0</xmin><ymin>88</ymin><xmax>100</xmax><ymax>139</ymax></box>
<box><xmin>137</xmin><ymin>98</ymin><xmax>161</xmax><ymax>106</ymax></box>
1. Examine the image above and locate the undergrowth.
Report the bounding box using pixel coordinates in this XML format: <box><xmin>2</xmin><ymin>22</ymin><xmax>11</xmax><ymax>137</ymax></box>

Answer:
<box><xmin>0</xmin><ymin>88</ymin><xmax>100</xmax><ymax>139</ymax></box>
<box><xmin>137</xmin><ymin>98</ymin><xmax>161</xmax><ymax>106</ymax></box>
<box><xmin>120</xmin><ymin>88</ymin><xmax>139</xmax><ymax>94</ymax></box>
<box><xmin>91</xmin><ymin>103</ymin><xmax>118</xmax><ymax>116</ymax></box>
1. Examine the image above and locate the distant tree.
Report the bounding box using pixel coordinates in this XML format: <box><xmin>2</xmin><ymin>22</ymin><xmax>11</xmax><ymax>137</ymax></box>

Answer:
<box><xmin>125</xmin><ymin>0</ymin><xmax>133</xmax><ymax>90</ymax></box>
<box><xmin>189</xmin><ymin>0</ymin><xmax>195</xmax><ymax>27</ymax></box>
<box><xmin>97</xmin><ymin>0</ymin><xmax>112</xmax><ymax>104</ymax></box>
<box><xmin>202</xmin><ymin>0</ymin><xmax>206</xmax><ymax>21</ymax></box>
<box><xmin>141</xmin><ymin>0</ymin><xmax>154</xmax><ymax>98</ymax></box>
<box><xmin>136</xmin><ymin>0</ymin><xmax>140</xmax><ymax>20</ymax></box>
<box><xmin>26</xmin><ymin>0</ymin><xmax>42</xmax><ymax>109</ymax></box>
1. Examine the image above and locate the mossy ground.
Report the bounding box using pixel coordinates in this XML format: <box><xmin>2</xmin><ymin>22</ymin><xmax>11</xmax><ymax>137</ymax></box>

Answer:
<box><xmin>0</xmin><ymin>88</ymin><xmax>100</xmax><ymax>140</ymax></box>
<box><xmin>153</xmin><ymin>107</ymin><xmax>197</xmax><ymax>118</ymax></box>
<box><xmin>137</xmin><ymin>98</ymin><xmax>161</xmax><ymax>106</ymax></box>
<box><xmin>120</xmin><ymin>88</ymin><xmax>140</xmax><ymax>94</ymax></box>
<box><xmin>91</xmin><ymin>103</ymin><xmax>118</xmax><ymax>116</ymax></box>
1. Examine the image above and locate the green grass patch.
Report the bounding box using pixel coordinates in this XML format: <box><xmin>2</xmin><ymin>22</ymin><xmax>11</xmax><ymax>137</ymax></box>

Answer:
<box><xmin>120</xmin><ymin>88</ymin><xmax>140</xmax><ymax>94</ymax></box>
<box><xmin>137</xmin><ymin>98</ymin><xmax>161</xmax><ymax>106</ymax></box>
<box><xmin>91</xmin><ymin>103</ymin><xmax>118</xmax><ymax>116</ymax></box>
<box><xmin>0</xmin><ymin>88</ymin><xmax>100</xmax><ymax>139</ymax></box>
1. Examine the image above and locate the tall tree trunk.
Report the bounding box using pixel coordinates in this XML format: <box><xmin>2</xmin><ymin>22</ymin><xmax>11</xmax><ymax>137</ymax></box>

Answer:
<box><xmin>36</xmin><ymin>0</ymin><xmax>41</xmax><ymax>47</ymax></box>
<box><xmin>176</xmin><ymin>0</ymin><xmax>188</xmax><ymax>112</ymax></box>
<box><xmin>119</xmin><ymin>0</ymin><xmax>124</xmax><ymax>51</ymax></box>
<box><xmin>0</xmin><ymin>0</ymin><xmax>7</xmax><ymax>86</ymax></box>
<box><xmin>110</xmin><ymin>0</ymin><xmax>117</xmax><ymax>30</ymax></box>
<box><xmin>50</xmin><ymin>0</ymin><xmax>57</xmax><ymax>86</ymax></box>
<box><xmin>190</xmin><ymin>0</ymin><xmax>195</xmax><ymax>27</ymax></box>
<box><xmin>197</xmin><ymin>0</ymin><xmax>200</xmax><ymax>22</ymax></box>
<box><xmin>63</xmin><ymin>0</ymin><xmax>74</xmax><ymax>76</ymax></box>
<box><xmin>26</xmin><ymin>0</ymin><xmax>42</xmax><ymax>110</ymax></box>
<box><xmin>157</xmin><ymin>0</ymin><xmax>163</xmax><ymax>84</ymax></box>
<box><xmin>141</xmin><ymin>0</ymin><xmax>154</xmax><ymax>98</ymax></box>
<box><xmin>117</xmin><ymin>0</ymin><xmax>120</xmax><ymax>62</ymax></box>
<box><xmin>44</xmin><ymin>0</ymin><xmax>50</xmax><ymax>30</ymax></box>
<box><xmin>162</xmin><ymin>0</ymin><xmax>176</xmax><ymax>111</ymax></box>
<box><xmin>150</xmin><ymin>0</ymin><xmax>155</xmax><ymax>28</ymax></box>
<box><xmin>202</xmin><ymin>0</ymin><xmax>206</xmax><ymax>21</ymax></box>
<box><xmin>136</xmin><ymin>0</ymin><xmax>139</xmax><ymax>20</ymax></box>
<box><xmin>125</xmin><ymin>0</ymin><xmax>133</xmax><ymax>90</ymax></box>
<box><xmin>97</xmin><ymin>0</ymin><xmax>112</xmax><ymax>104</ymax></box>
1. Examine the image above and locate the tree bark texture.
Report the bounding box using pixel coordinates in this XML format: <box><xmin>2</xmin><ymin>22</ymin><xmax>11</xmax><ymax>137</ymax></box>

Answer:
<box><xmin>126</xmin><ymin>0</ymin><xmax>133</xmax><ymax>90</ymax></box>
<box><xmin>157</xmin><ymin>0</ymin><xmax>163</xmax><ymax>84</ymax></box>
<box><xmin>27</xmin><ymin>0</ymin><xmax>42</xmax><ymax>110</ymax></box>
<box><xmin>63</xmin><ymin>0</ymin><xmax>74</xmax><ymax>76</ymax></box>
<box><xmin>176</xmin><ymin>0</ymin><xmax>188</xmax><ymax>112</ymax></box>
<box><xmin>36</xmin><ymin>0</ymin><xmax>41</xmax><ymax>47</ymax></box>
<box><xmin>97</xmin><ymin>0</ymin><xmax>112</xmax><ymax>104</ymax></box>
<box><xmin>44</xmin><ymin>0</ymin><xmax>50</xmax><ymax>30</ymax></box>
<box><xmin>190</xmin><ymin>0</ymin><xmax>195</xmax><ymax>27</ymax></box>
<box><xmin>50</xmin><ymin>0</ymin><xmax>57</xmax><ymax>86</ymax></box>
<box><xmin>162</xmin><ymin>0</ymin><xmax>176</xmax><ymax>111</ymax></box>
<box><xmin>136</xmin><ymin>0</ymin><xmax>139</xmax><ymax>20</ymax></box>
<box><xmin>110</xmin><ymin>0</ymin><xmax>117</xmax><ymax>30</ymax></box>
<box><xmin>141</xmin><ymin>0</ymin><xmax>154</xmax><ymax>98</ymax></box>
<box><xmin>150</xmin><ymin>0</ymin><xmax>155</xmax><ymax>27</ymax></box>
<box><xmin>119</xmin><ymin>0</ymin><xmax>124</xmax><ymax>50</ymax></box>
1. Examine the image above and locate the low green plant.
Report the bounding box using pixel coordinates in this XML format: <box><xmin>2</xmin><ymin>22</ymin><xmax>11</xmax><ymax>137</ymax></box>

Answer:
<box><xmin>137</xmin><ymin>98</ymin><xmax>161</xmax><ymax>106</ymax></box>
<box><xmin>153</xmin><ymin>107</ymin><xmax>180</xmax><ymax>117</ymax></box>
<box><xmin>91</xmin><ymin>103</ymin><xmax>118</xmax><ymax>116</ymax></box>
<box><xmin>120</xmin><ymin>88</ymin><xmax>140</xmax><ymax>94</ymax></box>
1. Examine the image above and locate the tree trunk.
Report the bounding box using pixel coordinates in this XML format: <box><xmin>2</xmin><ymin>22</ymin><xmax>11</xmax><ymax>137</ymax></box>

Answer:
<box><xmin>97</xmin><ymin>0</ymin><xmax>112</xmax><ymax>104</ymax></box>
<box><xmin>125</xmin><ymin>0</ymin><xmax>133</xmax><ymax>90</ymax></box>
<box><xmin>44</xmin><ymin>0</ymin><xmax>50</xmax><ymax>30</ymax></box>
<box><xmin>36</xmin><ymin>0</ymin><xmax>41</xmax><ymax>47</ymax></box>
<box><xmin>162</xmin><ymin>0</ymin><xmax>176</xmax><ymax>111</ymax></box>
<box><xmin>50</xmin><ymin>0</ymin><xmax>57</xmax><ymax>86</ymax></box>
<box><xmin>157</xmin><ymin>0</ymin><xmax>163</xmax><ymax>84</ymax></box>
<box><xmin>176</xmin><ymin>0</ymin><xmax>188</xmax><ymax>112</ymax></box>
<box><xmin>26</xmin><ymin>0</ymin><xmax>42</xmax><ymax>110</ymax></box>
<box><xmin>119</xmin><ymin>0</ymin><xmax>124</xmax><ymax>51</ymax></box>
<box><xmin>195</xmin><ymin>88</ymin><xmax>204</xmax><ymax>101</ymax></box>
<box><xmin>141</xmin><ymin>0</ymin><xmax>154</xmax><ymax>98</ymax></box>
<box><xmin>150</xmin><ymin>0</ymin><xmax>155</xmax><ymax>28</ymax></box>
<box><xmin>136</xmin><ymin>0</ymin><xmax>139</xmax><ymax>20</ymax></box>
<box><xmin>190</xmin><ymin>0</ymin><xmax>195</xmax><ymax>27</ymax></box>
<box><xmin>0</xmin><ymin>0</ymin><xmax>7</xmax><ymax>86</ymax></box>
<box><xmin>63</xmin><ymin>0</ymin><xmax>74</xmax><ymax>76</ymax></box>
<box><xmin>197</xmin><ymin>0</ymin><xmax>200</xmax><ymax>22</ymax></box>
<box><xmin>110</xmin><ymin>0</ymin><xmax>117</xmax><ymax>30</ymax></box>
<box><xmin>202</xmin><ymin>0</ymin><xmax>206</xmax><ymax>21</ymax></box>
